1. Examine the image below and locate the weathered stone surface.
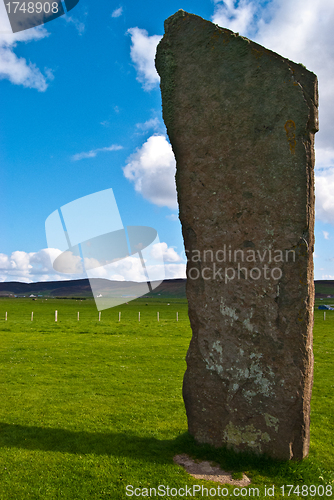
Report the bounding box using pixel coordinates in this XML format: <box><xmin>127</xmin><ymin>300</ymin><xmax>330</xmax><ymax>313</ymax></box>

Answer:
<box><xmin>156</xmin><ymin>10</ymin><xmax>318</xmax><ymax>460</ymax></box>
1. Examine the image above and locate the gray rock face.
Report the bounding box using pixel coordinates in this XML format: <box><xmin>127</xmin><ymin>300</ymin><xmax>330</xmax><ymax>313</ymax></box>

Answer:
<box><xmin>156</xmin><ymin>10</ymin><xmax>318</xmax><ymax>460</ymax></box>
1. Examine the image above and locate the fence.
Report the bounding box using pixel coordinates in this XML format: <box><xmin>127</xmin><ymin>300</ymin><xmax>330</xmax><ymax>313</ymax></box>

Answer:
<box><xmin>4</xmin><ymin>310</ymin><xmax>182</xmax><ymax>322</ymax></box>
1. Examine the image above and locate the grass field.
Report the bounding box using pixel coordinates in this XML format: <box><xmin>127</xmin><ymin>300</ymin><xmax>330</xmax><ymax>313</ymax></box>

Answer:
<box><xmin>0</xmin><ymin>297</ymin><xmax>333</xmax><ymax>499</ymax></box>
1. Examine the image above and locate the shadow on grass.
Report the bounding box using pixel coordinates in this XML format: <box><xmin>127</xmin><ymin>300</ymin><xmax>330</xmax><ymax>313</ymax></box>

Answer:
<box><xmin>0</xmin><ymin>422</ymin><xmax>175</xmax><ymax>463</ymax></box>
<box><xmin>0</xmin><ymin>422</ymin><xmax>327</xmax><ymax>484</ymax></box>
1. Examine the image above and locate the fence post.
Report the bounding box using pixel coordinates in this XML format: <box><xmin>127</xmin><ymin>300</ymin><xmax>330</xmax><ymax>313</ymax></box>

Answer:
<box><xmin>77</xmin><ymin>312</ymin><xmax>79</xmax><ymax>321</ymax></box>
<box><xmin>324</xmin><ymin>311</ymin><xmax>326</xmax><ymax>320</ymax></box>
<box><xmin>31</xmin><ymin>312</ymin><xmax>33</xmax><ymax>321</ymax></box>
<box><xmin>157</xmin><ymin>311</ymin><xmax>159</xmax><ymax>322</ymax></box>
<box><xmin>119</xmin><ymin>311</ymin><xmax>121</xmax><ymax>322</ymax></box>
<box><xmin>176</xmin><ymin>312</ymin><xmax>178</xmax><ymax>322</ymax></box>
<box><xmin>138</xmin><ymin>312</ymin><xmax>140</xmax><ymax>322</ymax></box>
<box><xmin>99</xmin><ymin>312</ymin><xmax>101</xmax><ymax>322</ymax></box>
<box><xmin>5</xmin><ymin>312</ymin><xmax>7</xmax><ymax>321</ymax></box>
<box><xmin>55</xmin><ymin>310</ymin><xmax>58</xmax><ymax>322</ymax></box>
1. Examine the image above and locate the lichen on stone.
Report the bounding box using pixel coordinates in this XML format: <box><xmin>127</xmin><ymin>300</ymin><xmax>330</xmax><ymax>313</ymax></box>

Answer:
<box><xmin>223</xmin><ymin>422</ymin><xmax>271</xmax><ymax>453</ymax></box>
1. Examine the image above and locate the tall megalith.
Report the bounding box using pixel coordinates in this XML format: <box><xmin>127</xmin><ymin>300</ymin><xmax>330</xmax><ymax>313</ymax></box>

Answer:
<box><xmin>155</xmin><ymin>10</ymin><xmax>318</xmax><ymax>460</ymax></box>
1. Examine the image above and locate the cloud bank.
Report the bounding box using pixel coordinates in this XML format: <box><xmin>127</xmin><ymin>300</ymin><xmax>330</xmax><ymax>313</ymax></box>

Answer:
<box><xmin>0</xmin><ymin>243</ymin><xmax>186</xmax><ymax>283</ymax></box>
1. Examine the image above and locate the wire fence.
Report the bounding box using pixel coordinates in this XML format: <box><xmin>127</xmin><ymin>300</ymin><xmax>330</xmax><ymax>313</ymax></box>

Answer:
<box><xmin>2</xmin><ymin>310</ymin><xmax>183</xmax><ymax>323</ymax></box>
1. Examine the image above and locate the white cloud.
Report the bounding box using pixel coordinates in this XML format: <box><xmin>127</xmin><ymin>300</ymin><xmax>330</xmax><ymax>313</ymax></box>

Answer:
<box><xmin>87</xmin><ymin>255</ymin><xmax>146</xmax><ymax>281</ymax></box>
<box><xmin>127</xmin><ymin>27</ymin><xmax>162</xmax><ymax>90</ymax></box>
<box><xmin>166</xmin><ymin>214</ymin><xmax>178</xmax><ymax>221</ymax></box>
<box><xmin>315</xmin><ymin>174</ymin><xmax>334</xmax><ymax>225</ymax></box>
<box><xmin>164</xmin><ymin>263</ymin><xmax>186</xmax><ymax>279</ymax></box>
<box><xmin>123</xmin><ymin>134</ymin><xmax>177</xmax><ymax>209</ymax></box>
<box><xmin>0</xmin><ymin>23</ymin><xmax>51</xmax><ymax>90</ymax></box>
<box><xmin>53</xmin><ymin>250</ymin><xmax>84</xmax><ymax>275</ymax></box>
<box><xmin>0</xmin><ymin>242</ymin><xmax>184</xmax><ymax>283</ymax></box>
<box><xmin>323</xmin><ymin>231</ymin><xmax>330</xmax><ymax>240</ymax></box>
<box><xmin>315</xmin><ymin>148</ymin><xmax>334</xmax><ymax>173</ymax></box>
<box><xmin>87</xmin><ymin>258</ymin><xmax>186</xmax><ymax>282</ymax></box>
<box><xmin>0</xmin><ymin>248</ymin><xmax>82</xmax><ymax>282</ymax></box>
<box><xmin>151</xmin><ymin>242</ymin><xmax>182</xmax><ymax>263</ymax></box>
<box><xmin>62</xmin><ymin>14</ymin><xmax>85</xmax><ymax>35</ymax></box>
<box><xmin>79</xmin><ymin>248</ymin><xmax>179</xmax><ymax>282</ymax></box>
<box><xmin>212</xmin><ymin>0</ymin><xmax>255</xmax><ymax>35</ymax></box>
<box><xmin>0</xmin><ymin>0</ymin><xmax>53</xmax><ymax>91</ymax></box>
<box><xmin>72</xmin><ymin>144</ymin><xmax>123</xmax><ymax>161</ymax></box>
<box><xmin>136</xmin><ymin>117</ymin><xmax>160</xmax><ymax>132</ymax></box>
<box><xmin>112</xmin><ymin>7</ymin><xmax>123</xmax><ymax>18</ymax></box>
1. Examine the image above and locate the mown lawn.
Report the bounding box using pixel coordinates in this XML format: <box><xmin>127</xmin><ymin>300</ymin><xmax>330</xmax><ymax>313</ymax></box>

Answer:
<box><xmin>0</xmin><ymin>297</ymin><xmax>333</xmax><ymax>499</ymax></box>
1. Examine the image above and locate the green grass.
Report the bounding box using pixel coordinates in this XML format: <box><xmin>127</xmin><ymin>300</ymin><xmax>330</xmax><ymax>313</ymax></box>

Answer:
<box><xmin>0</xmin><ymin>298</ymin><xmax>333</xmax><ymax>499</ymax></box>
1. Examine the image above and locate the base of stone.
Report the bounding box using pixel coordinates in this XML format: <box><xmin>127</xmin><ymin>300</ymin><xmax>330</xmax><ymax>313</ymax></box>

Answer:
<box><xmin>173</xmin><ymin>454</ymin><xmax>251</xmax><ymax>487</ymax></box>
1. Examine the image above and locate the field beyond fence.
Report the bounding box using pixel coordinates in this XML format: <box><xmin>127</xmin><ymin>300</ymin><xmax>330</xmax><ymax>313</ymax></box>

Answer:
<box><xmin>0</xmin><ymin>297</ymin><xmax>333</xmax><ymax>499</ymax></box>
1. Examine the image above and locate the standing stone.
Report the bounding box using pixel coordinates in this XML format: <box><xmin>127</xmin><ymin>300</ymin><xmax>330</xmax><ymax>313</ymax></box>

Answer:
<box><xmin>155</xmin><ymin>10</ymin><xmax>318</xmax><ymax>460</ymax></box>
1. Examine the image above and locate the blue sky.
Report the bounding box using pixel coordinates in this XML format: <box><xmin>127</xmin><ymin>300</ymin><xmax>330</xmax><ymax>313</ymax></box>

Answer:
<box><xmin>0</xmin><ymin>0</ymin><xmax>334</xmax><ymax>282</ymax></box>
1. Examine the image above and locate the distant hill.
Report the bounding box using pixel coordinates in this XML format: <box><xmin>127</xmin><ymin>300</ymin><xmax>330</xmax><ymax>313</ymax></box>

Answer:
<box><xmin>314</xmin><ymin>280</ymin><xmax>334</xmax><ymax>298</ymax></box>
<box><xmin>145</xmin><ymin>279</ymin><xmax>186</xmax><ymax>298</ymax></box>
<box><xmin>0</xmin><ymin>278</ymin><xmax>92</xmax><ymax>298</ymax></box>
<box><xmin>0</xmin><ymin>278</ymin><xmax>331</xmax><ymax>299</ymax></box>
<box><xmin>0</xmin><ymin>278</ymin><xmax>186</xmax><ymax>299</ymax></box>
